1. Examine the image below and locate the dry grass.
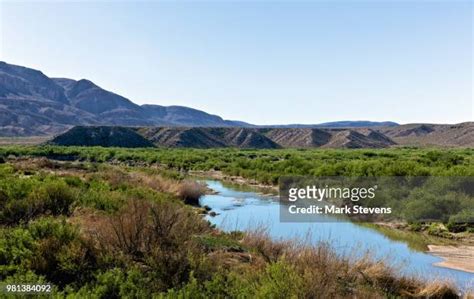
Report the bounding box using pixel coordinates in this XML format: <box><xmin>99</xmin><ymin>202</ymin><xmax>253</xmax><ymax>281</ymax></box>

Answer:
<box><xmin>241</xmin><ymin>227</ymin><xmax>293</xmax><ymax>263</ymax></box>
<box><xmin>8</xmin><ymin>157</ymin><xmax>92</xmax><ymax>178</ymax></box>
<box><xmin>100</xmin><ymin>167</ymin><xmax>206</xmax><ymax>205</ymax></box>
<box><xmin>241</xmin><ymin>228</ymin><xmax>462</xmax><ymax>298</ymax></box>
<box><xmin>175</xmin><ymin>180</ymin><xmax>206</xmax><ymax>205</ymax></box>
<box><xmin>0</xmin><ymin>136</ymin><xmax>51</xmax><ymax>145</ymax></box>
<box><xmin>83</xmin><ymin>199</ymin><xmax>211</xmax><ymax>290</ymax></box>
<box><xmin>10</xmin><ymin>157</ymin><xmax>56</xmax><ymax>171</ymax></box>
<box><xmin>128</xmin><ymin>171</ymin><xmax>176</xmax><ymax>193</ymax></box>
<box><xmin>416</xmin><ymin>281</ymin><xmax>460</xmax><ymax>298</ymax></box>
<box><xmin>91</xmin><ymin>199</ymin><xmax>209</xmax><ymax>257</ymax></box>
<box><xmin>9</xmin><ymin>158</ymin><xmax>207</xmax><ymax>206</ymax></box>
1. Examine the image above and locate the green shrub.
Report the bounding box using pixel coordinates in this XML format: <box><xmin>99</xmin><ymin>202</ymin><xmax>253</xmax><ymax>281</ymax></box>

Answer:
<box><xmin>27</xmin><ymin>218</ymin><xmax>95</xmax><ymax>287</ymax></box>
<box><xmin>447</xmin><ymin>210</ymin><xmax>474</xmax><ymax>232</ymax></box>
<box><xmin>0</xmin><ymin>179</ymin><xmax>78</xmax><ymax>225</ymax></box>
<box><xmin>29</xmin><ymin>181</ymin><xmax>77</xmax><ymax>216</ymax></box>
<box><xmin>0</xmin><ymin>228</ymin><xmax>35</xmax><ymax>278</ymax></box>
<box><xmin>408</xmin><ymin>222</ymin><xmax>422</xmax><ymax>231</ymax></box>
<box><xmin>426</xmin><ymin>223</ymin><xmax>450</xmax><ymax>238</ymax></box>
<box><xmin>83</xmin><ymin>269</ymin><xmax>125</xmax><ymax>298</ymax></box>
<box><xmin>64</xmin><ymin>176</ymin><xmax>84</xmax><ymax>188</ymax></box>
<box><xmin>195</xmin><ymin>234</ymin><xmax>243</xmax><ymax>252</ymax></box>
<box><xmin>77</xmin><ymin>189</ymin><xmax>124</xmax><ymax>212</ymax></box>
<box><xmin>253</xmin><ymin>261</ymin><xmax>303</xmax><ymax>298</ymax></box>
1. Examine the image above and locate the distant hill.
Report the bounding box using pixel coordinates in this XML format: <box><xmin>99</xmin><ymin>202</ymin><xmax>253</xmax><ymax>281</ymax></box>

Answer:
<box><xmin>49</xmin><ymin>124</ymin><xmax>474</xmax><ymax>149</ymax></box>
<box><xmin>140</xmin><ymin>105</ymin><xmax>244</xmax><ymax>127</ymax></box>
<box><xmin>321</xmin><ymin>129</ymin><xmax>396</xmax><ymax>148</ymax></box>
<box><xmin>49</xmin><ymin>126</ymin><xmax>155</xmax><ymax>148</ymax></box>
<box><xmin>378</xmin><ymin>122</ymin><xmax>474</xmax><ymax>147</ymax></box>
<box><xmin>137</xmin><ymin>127</ymin><xmax>280</xmax><ymax>149</ymax></box>
<box><xmin>50</xmin><ymin>126</ymin><xmax>400</xmax><ymax>149</ymax></box>
<box><xmin>262</xmin><ymin>128</ymin><xmax>396</xmax><ymax>148</ymax></box>
<box><xmin>317</xmin><ymin>121</ymin><xmax>399</xmax><ymax>128</ymax></box>
<box><xmin>263</xmin><ymin>128</ymin><xmax>396</xmax><ymax>149</ymax></box>
<box><xmin>263</xmin><ymin>128</ymin><xmax>332</xmax><ymax>147</ymax></box>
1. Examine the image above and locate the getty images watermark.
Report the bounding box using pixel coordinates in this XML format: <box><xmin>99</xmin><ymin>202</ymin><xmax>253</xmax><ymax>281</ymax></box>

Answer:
<box><xmin>279</xmin><ymin>176</ymin><xmax>474</xmax><ymax>223</ymax></box>
<box><xmin>287</xmin><ymin>183</ymin><xmax>392</xmax><ymax>215</ymax></box>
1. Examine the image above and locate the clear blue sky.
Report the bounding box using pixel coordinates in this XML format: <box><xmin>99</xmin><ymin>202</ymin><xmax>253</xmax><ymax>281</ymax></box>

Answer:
<box><xmin>0</xmin><ymin>1</ymin><xmax>472</xmax><ymax>124</ymax></box>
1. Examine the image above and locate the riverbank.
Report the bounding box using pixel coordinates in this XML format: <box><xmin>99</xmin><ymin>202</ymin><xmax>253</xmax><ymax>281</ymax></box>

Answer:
<box><xmin>428</xmin><ymin>245</ymin><xmax>474</xmax><ymax>274</ymax></box>
<box><xmin>366</xmin><ymin>223</ymin><xmax>474</xmax><ymax>274</ymax></box>
<box><xmin>371</xmin><ymin>222</ymin><xmax>474</xmax><ymax>246</ymax></box>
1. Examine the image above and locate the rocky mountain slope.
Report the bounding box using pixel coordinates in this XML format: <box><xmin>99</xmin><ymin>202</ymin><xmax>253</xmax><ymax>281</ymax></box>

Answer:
<box><xmin>378</xmin><ymin>122</ymin><xmax>474</xmax><ymax>147</ymax></box>
<box><xmin>49</xmin><ymin>124</ymin><xmax>474</xmax><ymax>149</ymax></box>
<box><xmin>49</xmin><ymin>126</ymin><xmax>398</xmax><ymax>149</ymax></box>
<box><xmin>0</xmin><ymin>62</ymin><xmax>246</xmax><ymax>136</ymax></box>
<box><xmin>1</xmin><ymin>62</ymin><xmax>400</xmax><ymax>137</ymax></box>
<box><xmin>320</xmin><ymin>129</ymin><xmax>396</xmax><ymax>148</ymax></box>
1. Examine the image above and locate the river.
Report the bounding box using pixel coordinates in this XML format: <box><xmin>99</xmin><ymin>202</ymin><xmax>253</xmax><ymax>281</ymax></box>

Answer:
<box><xmin>199</xmin><ymin>179</ymin><xmax>474</xmax><ymax>291</ymax></box>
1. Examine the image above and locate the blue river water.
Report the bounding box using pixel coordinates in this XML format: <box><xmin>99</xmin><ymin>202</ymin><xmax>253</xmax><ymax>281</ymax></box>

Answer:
<box><xmin>199</xmin><ymin>180</ymin><xmax>474</xmax><ymax>291</ymax></box>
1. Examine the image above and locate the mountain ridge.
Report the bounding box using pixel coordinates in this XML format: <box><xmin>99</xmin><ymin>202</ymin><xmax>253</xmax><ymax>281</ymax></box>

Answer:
<box><xmin>50</xmin><ymin>126</ymin><xmax>395</xmax><ymax>149</ymax></box>
<box><xmin>48</xmin><ymin>123</ymin><xmax>474</xmax><ymax>148</ymax></box>
<box><xmin>0</xmin><ymin>61</ymin><xmax>401</xmax><ymax>136</ymax></box>
<box><xmin>0</xmin><ymin>62</ymin><xmax>249</xmax><ymax>136</ymax></box>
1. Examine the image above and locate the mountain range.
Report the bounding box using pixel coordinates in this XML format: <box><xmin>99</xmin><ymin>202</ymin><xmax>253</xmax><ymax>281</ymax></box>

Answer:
<box><xmin>48</xmin><ymin>123</ymin><xmax>474</xmax><ymax>149</ymax></box>
<box><xmin>1</xmin><ymin>61</ymin><xmax>472</xmax><ymax>149</ymax></box>
<box><xmin>0</xmin><ymin>61</ymin><xmax>397</xmax><ymax>136</ymax></box>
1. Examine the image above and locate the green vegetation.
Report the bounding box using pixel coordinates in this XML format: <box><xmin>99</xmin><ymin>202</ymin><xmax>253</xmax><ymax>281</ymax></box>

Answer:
<box><xmin>1</xmin><ymin>146</ymin><xmax>472</xmax><ymax>230</ymax></box>
<box><xmin>0</xmin><ymin>152</ymin><xmax>466</xmax><ymax>298</ymax></box>
<box><xmin>1</xmin><ymin>146</ymin><xmax>472</xmax><ymax>180</ymax></box>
